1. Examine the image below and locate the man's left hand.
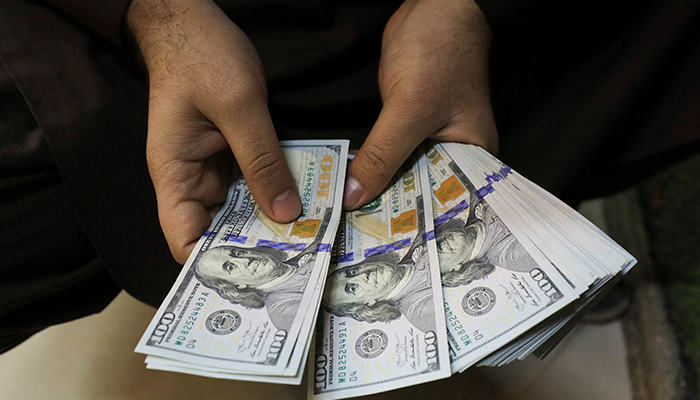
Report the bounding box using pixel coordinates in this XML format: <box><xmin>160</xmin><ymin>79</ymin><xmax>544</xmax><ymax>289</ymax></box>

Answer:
<box><xmin>343</xmin><ymin>0</ymin><xmax>498</xmax><ymax>209</ymax></box>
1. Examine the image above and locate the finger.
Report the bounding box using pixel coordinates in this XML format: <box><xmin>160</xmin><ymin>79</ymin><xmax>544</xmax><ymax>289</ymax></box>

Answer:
<box><xmin>344</xmin><ymin>98</ymin><xmax>439</xmax><ymax>210</ymax></box>
<box><xmin>147</xmin><ymin>120</ymin><xmax>235</xmax><ymax>263</ymax></box>
<box><xmin>149</xmin><ymin>162</ymin><xmax>231</xmax><ymax>264</ymax></box>
<box><xmin>161</xmin><ymin>196</ymin><xmax>218</xmax><ymax>264</ymax></box>
<box><xmin>206</xmin><ymin>90</ymin><xmax>302</xmax><ymax>224</ymax></box>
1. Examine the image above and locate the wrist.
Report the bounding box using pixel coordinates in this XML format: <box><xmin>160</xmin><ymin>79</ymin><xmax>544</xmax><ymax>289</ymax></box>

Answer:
<box><xmin>125</xmin><ymin>0</ymin><xmax>202</xmax><ymax>72</ymax></box>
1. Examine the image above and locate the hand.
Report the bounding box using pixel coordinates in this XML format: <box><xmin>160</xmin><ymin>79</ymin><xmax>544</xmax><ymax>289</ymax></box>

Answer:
<box><xmin>343</xmin><ymin>0</ymin><xmax>498</xmax><ymax>209</ymax></box>
<box><xmin>127</xmin><ymin>0</ymin><xmax>301</xmax><ymax>263</ymax></box>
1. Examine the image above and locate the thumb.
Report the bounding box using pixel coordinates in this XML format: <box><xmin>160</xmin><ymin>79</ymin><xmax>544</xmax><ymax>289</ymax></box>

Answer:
<box><xmin>343</xmin><ymin>100</ymin><xmax>435</xmax><ymax>210</ymax></box>
<box><xmin>210</xmin><ymin>94</ymin><xmax>302</xmax><ymax>223</ymax></box>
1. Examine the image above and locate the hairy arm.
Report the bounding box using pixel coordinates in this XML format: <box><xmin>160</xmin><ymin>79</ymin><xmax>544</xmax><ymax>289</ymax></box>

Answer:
<box><xmin>126</xmin><ymin>0</ymin><xmax>301</xmax><ymax>263</ymax></box>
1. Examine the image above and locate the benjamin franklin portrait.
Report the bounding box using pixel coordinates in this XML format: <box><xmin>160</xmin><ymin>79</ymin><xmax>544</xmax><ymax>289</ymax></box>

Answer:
<box><xmin>322</xmin><ymin>241</ymin><xmax>436</xmax><ymax>333</ymax></box>
<box><xmin>194</xmin><ymin>244</ymin><xmax>317</xmax><ymax>332</ymax></box>
<box><xmin>436</xmin><ymin>197</ymin><xmax>538</xmax><ymax>288</ymax></box>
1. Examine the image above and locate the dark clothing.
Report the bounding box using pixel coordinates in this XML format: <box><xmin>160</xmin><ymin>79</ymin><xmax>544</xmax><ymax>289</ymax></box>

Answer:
<box><xmin>1</xmin><ymin>0</ymin><xmax>699</xmax><ymax>351</ymax></box>
<box><xmin>0</xmin><ymin>0</ymin><xmax>178</xmax><ymax>351</ymax></box>
<box><xmin>0</xmin><ymin>62</ymin><xmax>121</xmax><ymax>354</ymax></box>
<box><xmin>484</xmin><ymin>0</ymin><xmax>700</xmax><ymax>202</ymax></box>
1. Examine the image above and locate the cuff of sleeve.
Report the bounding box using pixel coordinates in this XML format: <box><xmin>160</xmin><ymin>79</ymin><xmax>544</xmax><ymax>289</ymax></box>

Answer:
<box><xmin>45</xmin><ymin>0</ymin><xmax>134</xmax><ymax>47</ymax></box>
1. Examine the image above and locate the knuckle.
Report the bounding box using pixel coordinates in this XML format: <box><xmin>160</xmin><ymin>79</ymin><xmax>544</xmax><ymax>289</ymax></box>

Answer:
<box><xmin>145</xmin><ymin>142</ymin><xmax>167</xmax><ymax>184</ymax></box>
<box><xmin>388</xmin><ymin>90</ymin><xmax>443</xmax><ymax>125</ymax></box>
<box><xmin>357</xmin><ymin>143</ymin><xmax>394</xmax><ymax>180</ymax></box>
<box><xmin>145</xmin><ymin>141</ymin><xmax>162</xmax><ymax>172</ymax></box>
<box><xmin>207</xmin><ymin>87</ymin><xmax>248</xmax><ymax>114</ymax></box>
<box><xmin>194</xmin><ymin>71</ymin><xmax>267</xmax><ymax>115</ymax></box>
<box><xmin>245</xmin><ymin>150</ymin><xmax>286</xmax><ymax>183</ymax></box>
<box><xmin>170</xmin><ymin>241</ymin><xmax>192</xmax><ymax>265</ymax></box>
<box><xmin>145</xmin><ymin>142</ymin><xmax>173</xmax><ymax>181</ymax></box>
<box><xmin>222</xmin><ymin>81</ymin><xmax>260</xmax><ymax>108</ymax></box>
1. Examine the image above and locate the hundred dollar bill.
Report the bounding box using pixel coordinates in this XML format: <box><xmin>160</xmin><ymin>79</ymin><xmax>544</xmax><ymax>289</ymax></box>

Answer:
<box><xmin>424</xmin><ymin>142</ymin><xmax>579</xmax><ymax>372</ymax></box>
<box><xmin>135</xmin><ymin>140</ymin><xmax>349</xmax><ymax>376</ymax></box>
<box><xmin>311</xmin><ymin>151</ymin><xmax>451</xmax><ymax>400</ymax></box>
<box><xmin>144</xmin><ymin>274</ymin><xmax>326</xmax><ymax>383</ymax></box>
<box><xmin>436</xmin><ymin>143</ymin><xmax>634</xmax><ymax>366</ymax></box>
<box><xmin>145</xmin><ymin>281</ymin><xmax>323</xmax><ymax>384</ymax></box>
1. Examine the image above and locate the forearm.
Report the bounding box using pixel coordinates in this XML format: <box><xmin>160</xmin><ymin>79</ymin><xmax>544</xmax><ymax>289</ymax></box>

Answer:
<box><xmin>125</xmin><ymin>0</ymin><xmax>264</xmax><ymax>88</ymax></box>
<box><xmin>125</xmin><ymin>0</ymin><xmax>191</xmax><ymax>66</ymax></box>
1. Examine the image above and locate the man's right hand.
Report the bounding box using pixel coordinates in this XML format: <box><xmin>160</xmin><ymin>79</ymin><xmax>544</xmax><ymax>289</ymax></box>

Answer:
<box><xmin>127</xmin><ymin>0</ymin><xmax>301</xmax><ymax>264</ymax></box>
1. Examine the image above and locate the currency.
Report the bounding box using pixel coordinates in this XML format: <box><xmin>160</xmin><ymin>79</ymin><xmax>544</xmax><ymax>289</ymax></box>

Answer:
<box><xmin>135</xmin><ymin>140</ymin><xmax>349</xmax><ymax>378</ymax></box>
<box><xmin>135</xmin><ymin>139</ymin><xmax>636</xmax><ymax>399</ymax></box>
<box><xmin>424</xmin><ymin>142</ymin><xmax>581</xmax><ymax>372</ymax></box>
<box><xmin>437</xmin><ymin>143</ymin><xmax>635</xmax><ymax>366</ymax></box>
<box><xmin>428</xmin><ymin>142</ymin><xmax>635</xmax><ymax>368</ymax></box>
<box><xmin>311</xmin><ymin>151</ymin><xmax>451</xmax><ymax>400</ymax></box>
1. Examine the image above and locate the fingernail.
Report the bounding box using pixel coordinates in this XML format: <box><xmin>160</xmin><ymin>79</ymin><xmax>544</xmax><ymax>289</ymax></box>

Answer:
<box><xmin>272</xmin><ymin>189</ymin><xmax>302</xmax><ymax>222</ymax></box>
<box><xmin>343</xmin><ymin>176</ymin><xmax>363</xmax><ymax>209</ymax></box>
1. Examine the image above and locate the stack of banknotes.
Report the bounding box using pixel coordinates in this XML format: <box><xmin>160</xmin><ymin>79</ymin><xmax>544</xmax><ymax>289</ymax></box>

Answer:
<box><xmin>136</xmin><ymin>139</ymin><xmax>636</xmax><ymax>399</ymax></box>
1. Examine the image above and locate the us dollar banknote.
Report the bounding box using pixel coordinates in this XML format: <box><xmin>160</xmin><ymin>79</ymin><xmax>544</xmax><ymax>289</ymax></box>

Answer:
<box><xmin>135</xmin><ymin>140</ymin><xmax>349</xmax><ymax>377</ymax></box>
<box><xmin>311</xmin><ymin>151</ymin><xmax>451</xmax><ymax>400</ymax></box>
<box><xmin>425</xmin><ymin>142</ymin><xmax>579</xmax><ymax>372</ymax></box>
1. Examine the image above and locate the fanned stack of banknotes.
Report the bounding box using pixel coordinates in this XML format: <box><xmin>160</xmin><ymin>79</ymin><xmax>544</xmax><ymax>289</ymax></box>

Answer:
<box><xmin>135</xmin><ymin>140</ymin><xmax>636</xmax><ymax>399</ymax></box>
